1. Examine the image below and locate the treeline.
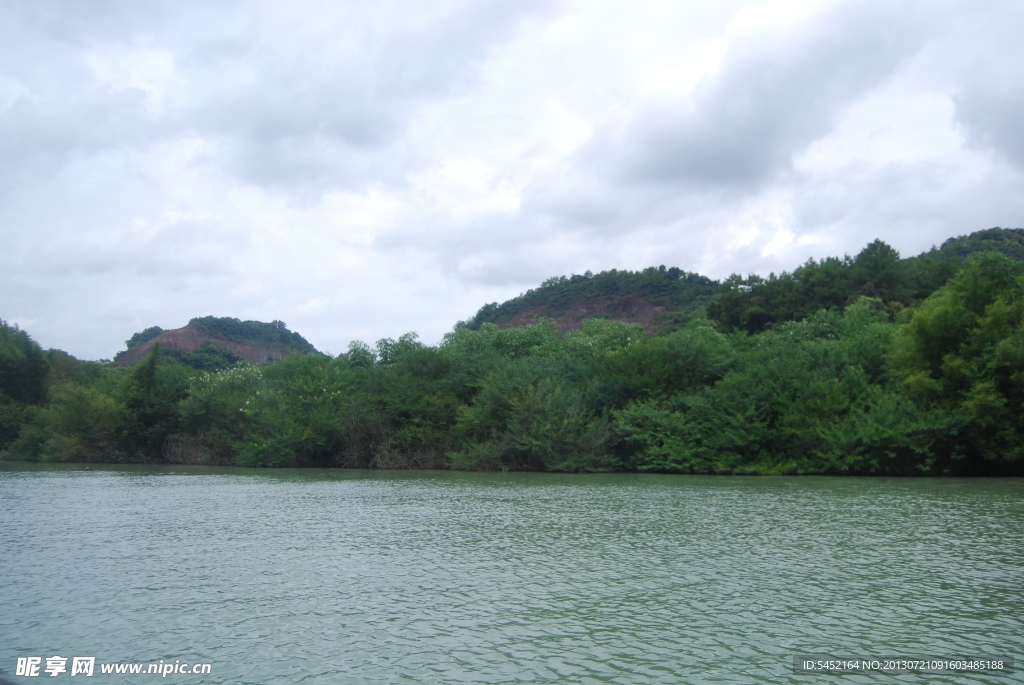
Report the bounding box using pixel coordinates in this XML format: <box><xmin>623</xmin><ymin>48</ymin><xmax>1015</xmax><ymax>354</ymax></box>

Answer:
<box><xmin>189</xmin><ymin>316</ymin><xmax>317</xmax><ymax>352</ymax></box>
<box><xmin>462</xmin><ymin>228</ymin><xmax>1024</xmax><ymax>338</ymax></box>
<box><xmin>463</xmin><ymin>266</ymin><xmax>718</xmax><ymax>332</ymax></box>
<box><xmin>2</xmin><ymin>238</ymin><xmax>1023</xmax><ymax>475</ymax></box>
<box><xmin>708</xmin><ymin>228</ymin><xmax>1024</xmax><ymax>333</ymax></box>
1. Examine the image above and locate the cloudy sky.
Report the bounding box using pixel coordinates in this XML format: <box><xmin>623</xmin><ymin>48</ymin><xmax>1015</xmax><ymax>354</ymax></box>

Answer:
<box><xmin>2</xmin><ymin>0</ymin><xmax>1022</xmax><ymax>359</ymax></box>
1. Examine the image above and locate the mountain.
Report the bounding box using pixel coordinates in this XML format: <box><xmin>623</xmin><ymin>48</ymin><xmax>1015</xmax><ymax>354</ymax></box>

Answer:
<box><xmin>463</xmin><ymin>227</ymin><xmax>1024</xmax><ymax>336</ymax></box>
<box><xmin>115</xmin><ymin>317</ymin><xmax>317</xmax><ymax>368</ymax></box>
<box><xmin>113</xmin><ymin>228</ymin><xmax>1024</xmax><ymax>369</ymax></box>
<box><xmin>707</xmin><ymin>227</ymin><xmax>1024</xmax><ymax>333</ymax></box>
<box><xmin>461</xmin><ymin>266</ymin><xmax>719</xmax><ymax>335</ymax></box>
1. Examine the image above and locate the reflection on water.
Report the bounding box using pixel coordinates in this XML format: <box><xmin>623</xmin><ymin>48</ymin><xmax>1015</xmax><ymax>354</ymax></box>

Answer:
<box><xmin>1</xmin><ymin>464</ymin><xmax>1021</xmax><ymax>684</ymax></box>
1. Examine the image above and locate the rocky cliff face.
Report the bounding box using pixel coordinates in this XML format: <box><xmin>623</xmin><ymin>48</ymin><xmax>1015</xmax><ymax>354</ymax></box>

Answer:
<box><xmin>115</xmin><ymin>323</ymin><xmax>296</xmax><ymax>366</ymax></box>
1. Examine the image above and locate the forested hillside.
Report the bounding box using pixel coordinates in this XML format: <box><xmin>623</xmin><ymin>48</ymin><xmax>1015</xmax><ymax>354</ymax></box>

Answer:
<box><xmin>463</xmin><ymin>227</ymin><xmax>1024</xmax><ymax>336</ymax></box>
<box><xmin>463</xmin><ymin>267</ymin><xmax>718</xmax><ymax>334</ymax></box>
<box><xmin>2</xmin><ymin>228</ymin><xmax>1023</xmax><ymax>475</ymax></box>
<box><xmin>707</xmin><ymin>227</ymin><xmax>1024</xmax><ymax>333</ymax></box>
<box><xmin>115</xmin><ymin>317</ymin><xmax>316</xmax><ymax>368</ymax></box>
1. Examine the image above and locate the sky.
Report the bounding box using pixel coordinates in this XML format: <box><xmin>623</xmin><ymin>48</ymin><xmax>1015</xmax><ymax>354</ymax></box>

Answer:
<box><xmin>2</xmin><ymin>0</ymin><xmax>1023</xmax><ymax>360</ymax></box>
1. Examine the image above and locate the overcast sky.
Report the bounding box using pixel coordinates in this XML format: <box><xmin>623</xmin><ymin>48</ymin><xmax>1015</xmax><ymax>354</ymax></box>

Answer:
<box><xmin>2</xmin><ymin>0</ymin><xmax>1022</xmax><ymax>359</ymax></box>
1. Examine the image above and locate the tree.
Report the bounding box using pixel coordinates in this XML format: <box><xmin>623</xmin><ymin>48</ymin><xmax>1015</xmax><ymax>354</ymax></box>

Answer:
<box><xmin>890</xmin><ymin>253</ymin><xmax>1024</xmax><ymax>470</ymax></box>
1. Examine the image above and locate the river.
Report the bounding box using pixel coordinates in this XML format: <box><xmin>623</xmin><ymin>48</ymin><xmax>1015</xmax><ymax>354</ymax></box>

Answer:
<box><xmin>1</xmin><ymin>464</ymin><xmax>1021</xmax><ymax>683</ymax></box>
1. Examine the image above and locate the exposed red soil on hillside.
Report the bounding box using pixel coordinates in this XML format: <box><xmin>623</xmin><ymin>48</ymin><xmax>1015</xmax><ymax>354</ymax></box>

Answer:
<box><xmin>497</xmin><ymin>298</ymin><xmax>667</xmax><ymax>334</ymax></box>
<box><xmin>116</xmin><ymin>324</ymin><xmax>289</xmax><ymax>366</ymax></box>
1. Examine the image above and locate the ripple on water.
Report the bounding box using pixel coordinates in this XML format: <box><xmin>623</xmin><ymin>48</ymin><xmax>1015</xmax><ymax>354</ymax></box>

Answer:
<box><xmin>1</xmin><ymin>466</ymin><xmax>1021</xmax><ymax>684</ymax></box>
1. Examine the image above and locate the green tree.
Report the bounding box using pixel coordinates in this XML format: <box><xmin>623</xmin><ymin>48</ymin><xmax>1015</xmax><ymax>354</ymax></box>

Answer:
<box><xmin>450</xmin><ymin>359</ymin><xmax>613</xmax><ymax>472</ymax></box>
<box><xmin>0</xmin><ymin>320</ymin><xmax>49</xmax><ymax>406</ymax></box>
<box><xmin>890</xmin><ymin>253</ymin><xmax>1024</xmax><ymax>470</ymax></box>
<box><xmin>617</xmin><ymin>301</ymin><xmax>950</xmax><ymax>474</ymax></box>
<box><xmin>0</xmin><ymin>321</ymin><xmax>50</xmax><ymax>451</ymax></box>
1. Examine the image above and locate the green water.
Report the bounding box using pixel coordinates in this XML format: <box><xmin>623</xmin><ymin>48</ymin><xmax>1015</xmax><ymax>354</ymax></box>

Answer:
<box><xmin>1</xmin><ymin>464</ymin><xmax>1021</xmax><ymax>684</ymax></box>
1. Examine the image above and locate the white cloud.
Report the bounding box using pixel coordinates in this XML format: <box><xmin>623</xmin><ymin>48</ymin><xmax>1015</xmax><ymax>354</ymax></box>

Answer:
<box><xmin>1</xmin><ymin>0</ymin><xmax>1022</xmax><ymax>359</ymax></box>
<box><xmin>84</xmin><ymin>46</ymin><xmax>182</xmax><ymax>109</ymax></box>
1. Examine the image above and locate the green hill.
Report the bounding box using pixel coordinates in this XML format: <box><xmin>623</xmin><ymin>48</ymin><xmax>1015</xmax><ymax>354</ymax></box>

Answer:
<box><xmin>707</xmin><ymin>227</ymin><xmax>1024</xmax><ymax>333</ymax></box>
<box><xmin>115</xmin><ymin>317</ymin><xmax>317</xmax><ymax>369</ymax></box>
<box><xmin>462</xmin><ymin>267</ymin><xmax>719</xmax><ymax>334</ymax></box>
<box><xmin>461</xmin><ymin>228</ymin><xmax>1024</xmax><ymax>337</ymax></box>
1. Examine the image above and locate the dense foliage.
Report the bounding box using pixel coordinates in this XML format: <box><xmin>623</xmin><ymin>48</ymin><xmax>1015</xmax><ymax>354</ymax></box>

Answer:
<box><xmin>924</xmin><ymin>226</ymin><xmax>1024</xmax><ymax>261</ymax></box>
<box><xmin>163</xmin><ymin>341</ymin><xmax>245</xmax><ymax>372</ymax></box>
<box><xmin>3</xmin><ymin>232</ymin><xmax>1023</xmax><ymax>475</ymax></box>
<box><xmin>707</xmin><ymin>228</ymin><xmax>1024</xmax><ymax>333</ymax></box>
<box><xmin>189</xmin><ymin>316</ymin><xmax>317</xmax><ymax>353</ymax></box>
<box><xmin>123</xmin><ymin>326</ymin><xmax>164</xmax><ymax>351</ymax></box>
<box><xmin>463</xmin><ymin>266</ymin><xmax>718</xmax><ymax>333</ymax></box>
<box><xmin>1</xmin><ymin>321</ymin><xmax>50</xmax><ymax>450</ymax></box>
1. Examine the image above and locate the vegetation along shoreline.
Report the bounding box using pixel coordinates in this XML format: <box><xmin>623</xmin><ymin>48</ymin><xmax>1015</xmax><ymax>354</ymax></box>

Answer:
<box><xmin>3</xmin><ymin>227</ymin><xmax>1024</xmax><ymax>476</ymax></box>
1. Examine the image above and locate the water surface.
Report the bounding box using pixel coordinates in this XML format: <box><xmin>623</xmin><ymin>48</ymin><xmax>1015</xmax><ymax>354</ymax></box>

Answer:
<box><xmin>1</xmin><ymin>464</ymin><xmax>1021</xmax><ymax>683</ymax></box>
